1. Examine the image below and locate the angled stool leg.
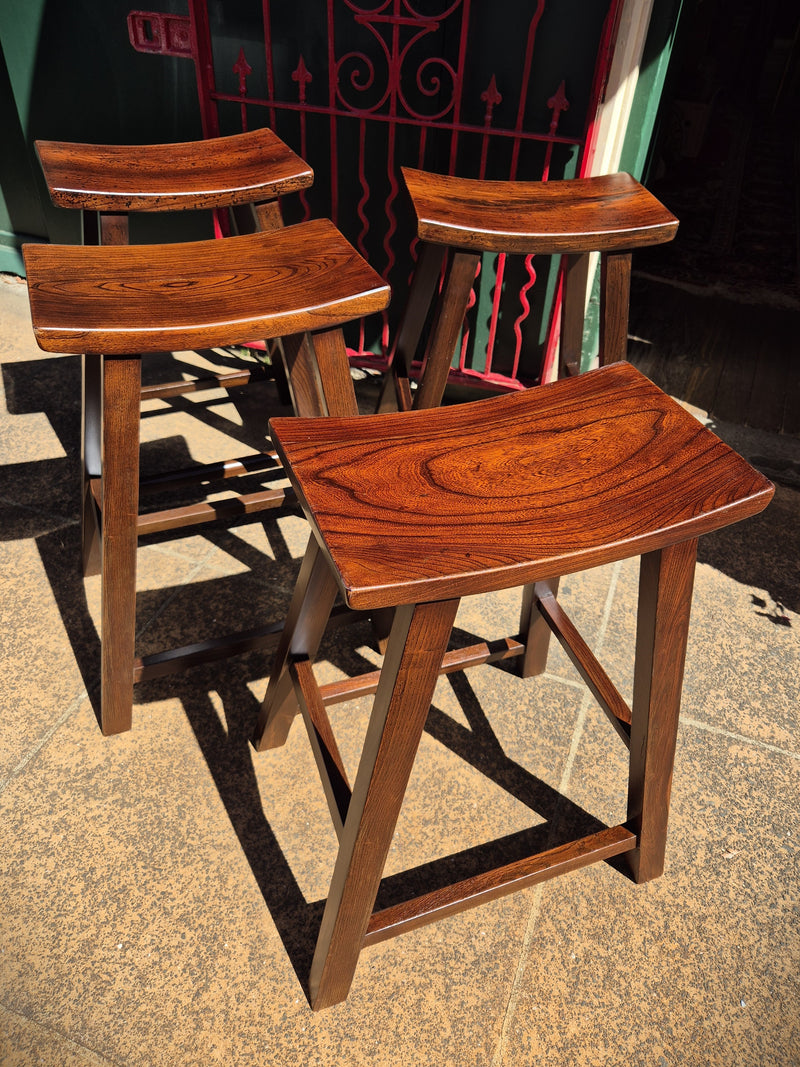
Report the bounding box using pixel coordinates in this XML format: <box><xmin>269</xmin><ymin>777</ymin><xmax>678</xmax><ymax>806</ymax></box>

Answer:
<box><xmin>626</xmin><ymin>538</ymin><xmax>698</xmax><ymax>883</ymax></box>
<box><xmin>377</xmin><ymin>242</ymin><xmax>446</xmax><ymax>413</ymax></box>
<box><xmin>100</xmin><ymin>356</ymin><xmax>142</xmax><ymax>735</ymax></box>
<box><xmin>599</xmin><ymin>250</ymin><xmax>633</xmax><ymax>365</ymax></box>
<box><xmin>81</xmin><ymin>353</ymin><xmax>102</xmax><ymax>576</ymax></box>
<box><xmin>253</xmin><ymin>538</ymin><xmax>341</xmax><ymax>751</ymax></box>
<box><xmin>518</xmin><ymin>578</ymin><xmax>560</xmax><ymax>678</ymax></box>
<box><xmin>414</xmin><ymin>251</ymin><xmax>480</xmax><ymax>411</ymax></box>
<box><xmin>558</xmin><ymin>253</ymin><xmax>591</xmax><ymax>378</ymax></box>
<box><xmin>310</xmin><ymin>597</ymin><xmax>460</xmax><ymax>1010</ymax></box>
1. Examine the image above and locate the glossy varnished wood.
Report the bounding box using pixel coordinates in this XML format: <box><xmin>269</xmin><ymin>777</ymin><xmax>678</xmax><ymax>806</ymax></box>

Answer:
<box><xmin>23</xmin><ymin>220</ymin><xmax>390</xmax><ymax>355</ymax></box>
<box><xmin>35</xmin><ymin>127</ymin><xmax>312</xmax><ymax>212</ymax></box>
<box><xmin>269</xmin><ymin>362</ymin><xmax>774</xmax><ymax>611</ymax></box>
<box><xmin>401</xmin><ymin>169</ymin><xmax>678</xmax><ymax>254</ymax></box>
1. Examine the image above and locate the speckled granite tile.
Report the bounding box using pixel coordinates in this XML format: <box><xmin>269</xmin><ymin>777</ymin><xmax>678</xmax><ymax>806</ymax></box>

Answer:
<box><xmin>0</xmin><ymin>1008</ymin><xmax>115</xmax><ymax>1067</ymax></box>
<box><xmin>681</xmin><ymin>562</ymin><xmax>799</xmax><ymax>751</ymax></box>
<box><xmin>0</xmin><ymin>667</ymin><xmax>535</xmax><ymax>1067</ymax></box>
<box><xmin>495</xmin><ymin>724</ymin><xmax>800</xmax><ymax>1067</ymax></box>
<box><xmin>0</xmin><ymin>535</ymin><xmax>86</xmax><ymax>782</ymax></box>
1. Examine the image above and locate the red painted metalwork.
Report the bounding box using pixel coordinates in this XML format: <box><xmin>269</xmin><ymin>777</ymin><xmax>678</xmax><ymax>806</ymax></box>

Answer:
<box><xmin>129</xmin><ymin>1</ymin><xmax>623</xmax><ymax>389</ymax></box>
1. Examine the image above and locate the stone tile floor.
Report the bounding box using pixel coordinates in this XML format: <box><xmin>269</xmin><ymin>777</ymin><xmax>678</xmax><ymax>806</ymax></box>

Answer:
<box><xmin>1</xmin><ymin>271</ymin><xmax>798</xmax><ymax>1065</ymax></box>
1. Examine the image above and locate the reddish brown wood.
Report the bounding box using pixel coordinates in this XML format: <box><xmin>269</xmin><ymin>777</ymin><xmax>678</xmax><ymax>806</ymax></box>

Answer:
<box><xmin>269</xmin><ymin>362</ymin><xmax>774</xmax><ymax>612</ymax></box>
<box><xmin>310</xmin><ymin>597</ymin><xmax>460</xmax><ymax>1011</ymax></box>
<box><xmin>24</xmin><ymin>214</ymin><xmax>389</xmax><ymax>735</ymax></box>
<box><xmin>310</xmin><ymin>327</ymin><xmax>361</xmax><ymax>417</ymax></box>
<box><xmin>253</xmin><ymin>538</ymin><xmax>341</xmax><ymax>751</ymax></box>
<box><xmin>99</xmin><ymin>214</ymin><xmax>129</xmax><ymax>246</ymax></box>
<box><xmin>99</xmin><ymin>356</ymin><xmax>141</xmax><ymax>735</ymax></box>
<box><xmin>316</xmin><ymin>635</ymin><xmax>526</xmax><ymax>707</ymax></box>
<box><xmin>23</xmin><ymin>221</ymin><xmax>391</xmax><ymax>355</ymax></box>
<box><xmin>291</xmin><ymin>657</ymin><xmax>352</xmax><ymax>839</ymax></box>
<box><xmin>135</xmin><ymin>487</ymin><xmax>290</xmax><ymax>536</ymax></box>
<box><xmin>626</xmin><ymin>538</ymin><xmax>698</xmax><ymax>882</ymax></box>
<box><xmin>378</xmin><ymin>241</ymin><xmax>446</xmax><ymax>412</ymax></box>
<box><xmin>278</xmin><ymin>332</ymin><xmax>327</xmax><ymax>419</ymax></box>
<box><xmin>35</xmin><ymin>127</ymin><xmax>313</xmax><ymax>212</ymax></box>
<box><xmin>518</xmin><ymin>579</ymin><xmax>560</xmax><ymax>678</ymax></box>
<box><xmin>139</xmin><ymin>369</ymin><xmax>254</xmax><ymax>400</ymax></box>
<box><xmin>559</xmin><ymin>253</ymin><xmax>591</xmax><ymax>377</ymax></box>
<box><xmin>133</xmin><ymin>603</ymin><xmax>363</xmax><ymax>684</ymax></box>
<box><xmin>81</xmin><ymin>353</ymin><xmax>102</xmax><ymax>576</ymax></box>
<box><xmin>599</xmin><ymin>251</ymin><xmax>632</xmax><ymax>365</ymax></box>
<box><xmin>401</xmin><ymin>169</ymin><xmax>679</xmax><ymax>254</ymax></box>
<box><xmin>414</xmin><ymin>250</ymin><xmax>481</xmax><ymax>410</ymax></box>
<box><xmin>536</xmin><ymin>592</ymin><xmax>632</xmax><ymax>745</ymax></box>
<box><xmin>138</xmin><ymin>451</ymin><xmax>281</xmax><ymax>492</ymax></box>
<box><xmin>364</xmin><ymin>824</ymin><xmax>637</xmax><ymax>946</ymax></box>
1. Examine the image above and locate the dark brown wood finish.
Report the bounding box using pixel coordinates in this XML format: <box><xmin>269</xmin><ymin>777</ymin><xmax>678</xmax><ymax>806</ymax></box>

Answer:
<box><xmin>35</xmin><ymin>127</ymin><xmax>313</xmax><ymax>212</ymax></box>
<box><xmin>268</xmin><ymin>362</ymin><xmax>773</xmax><ymax>612</ymax></box>
<box><xmin>400</xmin><ymin>169</ymin><xmax>678</xmax><ymax>254</ymax></box>
<box><xmin>99</xmin><ymin>357</ymin><xmax>141</xmax><ymax>735</ymax></box>
<box><xmin>626</xmin><ymin>538</ymin><xmax>698</xmax><ymax>882</ymax></box>
<box><xmin>24</xmin><ymin>222</ymin><xmax>389</xmax><ymax>355</ymax></box>
<box><xmin>387</xmin><ymin>167</ymin><xmax>680</xmax><ymax>429</ymax></box>
<box><xmin>309</xmin><ymin>597</ymin><xmax>460</xmax><ymax>1011</ymax></box>
<box><xmin>258</xmin><ymin>357</ymin><xmax>772</xmax><ymax>1009</ymax></box>
<box><xmin>23</xmin><ymin>223</ymin><xmax>389</xmax><ymax>734</ymax></box>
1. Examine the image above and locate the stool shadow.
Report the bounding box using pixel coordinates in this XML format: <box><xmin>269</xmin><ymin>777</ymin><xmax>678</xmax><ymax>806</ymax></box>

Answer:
<box><xmin>165</xmin><ymin>638</ymin><xmax>619</xmax><ymax>1002</ymax></box>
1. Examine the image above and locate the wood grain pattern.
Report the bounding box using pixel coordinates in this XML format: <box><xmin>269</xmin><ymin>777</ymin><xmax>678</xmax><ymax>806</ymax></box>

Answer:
<box><xmin>309</xmin><ymin>598</ymin><xmax>460</xmax><ymax>1010</ymax></box>
<box><xmin>35</xmin><ymin>127</ymin><xmax>312</xmax><ymax>212</ymax></box>
<box><xmin>269</xmin><ymin>361</ymin><xmax>774</xmax><ymax>610</ymax></box>
<box><xmin>24</xmin><ymin>220</ymin><xmax>391</xmax><ymax>355</ymax></box>
<box><xmin>364</xmin><ymin>824</ymin><xmax>637</xmax><ymax>946</ymax></box>
<box><xmin>402</xmin><ymin>169</ymin><xmax>679</xmax><ymax>254</ymax></box>
<box><xmin>99</xmin><ymin>356</ymin><xmax>141</xmax><ymax>735</ymax></box>
<box><xmin>626</xmin><ymin>538</ymin><xmax>698</xmax><ymax>882</ymax></box>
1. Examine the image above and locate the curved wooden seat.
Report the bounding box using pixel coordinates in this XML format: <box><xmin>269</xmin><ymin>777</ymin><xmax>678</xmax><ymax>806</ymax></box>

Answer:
<box><xmin>256</xmin><ymin>361</ymin><xmax>772</xmax><ymax>1009</ymax></box>
<box><xmin>35</xmin><ymin>126</ymin><xmax>312</xmax><ymax>213</ymax></box>
<box><xmin>384</xmin><ymin>169</ymin><xmax>679</xmax><ymax>411</ymax></box>
<box><xmin>23</xmin><ymin>222</ymin><xmax>390</xmax><ymax>736</ymax></box>
<box><xmin>400</xmin><ymin>169</ymin><xmax>678</xmax><ymax>254</ymax></box>
<box><xmin>34</xmin><ymin>128</ymin><xmax>317</xmax><ymax>603</ymax></box>
<box><xmin>25</xmin><ymin>219</ymin><xmax>388</xmax><ymax>356</ymax></box>
<box><xmin>270</xmin><ymin>362</ymin><xmax>771</xmax><ymax>611</ymax></box>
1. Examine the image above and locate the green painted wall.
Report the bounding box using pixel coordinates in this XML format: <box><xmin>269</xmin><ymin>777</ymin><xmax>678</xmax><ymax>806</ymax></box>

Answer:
<box><xmin>0</xmin><ymin>0</ymin><xmax>200</xmax><ymax>271</ymax></box>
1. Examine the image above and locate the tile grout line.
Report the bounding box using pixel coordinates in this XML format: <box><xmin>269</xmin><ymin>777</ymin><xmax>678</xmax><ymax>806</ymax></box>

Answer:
<box><xmin>0</xmin><ymin>688</ymin><xmax>88</xmax><ymax>798</ymax></box>
<box><xmin>680</xmin><ymin>715</ymin><xmax>800</xmax><ymax>760</ymax></box>
<box><xmin>491</xmin><ymin>562</ymin><xmax>623</xmax><ymax>1066</ymax></box>
<box><xmin>0</xmin><ymin>1002</ymin><xmax>125</xmax><ymax>1066</ymax></box>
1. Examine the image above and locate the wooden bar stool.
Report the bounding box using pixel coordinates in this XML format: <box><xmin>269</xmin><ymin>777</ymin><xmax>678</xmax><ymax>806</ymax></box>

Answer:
<box><xmin>381</xmin><ymin>169</ymin><xmax>679</xmax><ymax>411</ymax></box>
<box><xmin>23</xmin><ymin>220</ymin><xmax>389</xmax><ymax>735</ymax></box>
<box><xmin>255</xmin><ymin>361</ymin><xmax>773</xmax><ymax>1009</ymax></box>
<box><xmin>34</xmin><ymin>128</ymin><xmax>314</xmax><ymax>578</ymax></box>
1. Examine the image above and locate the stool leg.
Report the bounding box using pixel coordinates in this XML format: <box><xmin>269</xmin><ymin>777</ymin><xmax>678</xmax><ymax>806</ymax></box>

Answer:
<box><xmin>518</xmin><ymin>578</ymin><xmax>560</xmax><ymax>678</ymax></box>
<box><xmin>310</xmin><ymin>597</ymin><xmax>460</xmax><ymax>1010</ymax></box>
<box><xmin>253</xmin><ymin>537</ymin><xmax>340</xmax><ymax>751</ymax></box>
<box><xmin>377</xmin><ymin>242</ymin><xmax>446</xmax><ymax>413</ymax></box>
<box><xmin>81</xmin><ymin>353</ymin><xmax>102</xmax><ymax>576</ymax></box>
<box><xmin>626</xmin><ymin>538</ymin><xmax>697</xmax><ymax>883</ymax></box>
<box><xmin>100</xmin><ymin>356</ymin><xmax>141</xmax><ymax>735</ymax></box>
<box><xmin>414</xmin><ymin>250</ymin><xmax>481</xmax><ymax>411</ymax></box>
<box><xmin>599</xmin><ymin>250</ymin><xmax>632</xmax><ymax>365</ymax></box>
<box><xmin>559</xmin><ymin>253</ymin><xmax>591</xmax><ymax>378</ymax></box>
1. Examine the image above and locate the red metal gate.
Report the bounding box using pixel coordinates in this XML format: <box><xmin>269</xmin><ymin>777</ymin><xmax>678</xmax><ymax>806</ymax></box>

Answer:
<box><xmin>128</xmin><ymin>1</ymin><xmax>623</xmax><ymax>389</ymax></box>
